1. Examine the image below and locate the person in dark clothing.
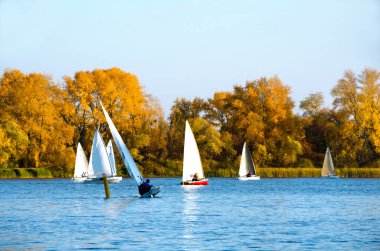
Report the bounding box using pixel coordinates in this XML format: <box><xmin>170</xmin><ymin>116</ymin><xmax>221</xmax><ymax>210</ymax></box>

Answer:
<box><xmin>139</xmin><ymin>179</ymin><xmax>153</xmax><ymax>195</ymax></box>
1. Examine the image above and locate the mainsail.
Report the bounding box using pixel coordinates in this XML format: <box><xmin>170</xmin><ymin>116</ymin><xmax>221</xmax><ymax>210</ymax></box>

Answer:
<box><xmin>100</xmin><ymin>101</ymin><xmax>144</xmax><ymax>186</ymax></box>
<box><xmin>106</xmin><ymin>140</ymin><xmax>117</xmax><ymax>177</ymax></box>
<box><xmin>88</xmin><ymin>130</ymin><xmax>113</xmax><ymax>178</ymax></box>
<box><xmin>73</xmin><ymin>143</ymin><xmax>89</xmax><ymax>178</ymax></box>
<box><xmin>238</xmin><ymin>142</ymin><xmax>256</xmax><ymax>177</ymax></box>
<box><xmin>182</xmin><ymin>120</ymin><xmax>204</xmax><ymax>182</ymax></box>
<box><xmin>322</xmin><ymin>147</ymin><xmax>336</xmax><ymax>176</ymax></box>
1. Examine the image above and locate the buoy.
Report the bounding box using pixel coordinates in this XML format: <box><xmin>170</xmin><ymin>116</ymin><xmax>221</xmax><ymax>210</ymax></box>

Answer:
<box><xmin>103</xmin><ymin>176</ymin><xmax>110</xmax><ymax>199</ymax></box>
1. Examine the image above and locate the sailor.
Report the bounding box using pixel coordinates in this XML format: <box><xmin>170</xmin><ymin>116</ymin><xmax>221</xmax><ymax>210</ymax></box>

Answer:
<box><xmin>247</xmin><ymin>172</ymin><xmax>252</xmax><ymax>177</ymax></box>
<box><xmin>139</xmin><ymin>179</ymin><xmax>153</xmax><ymax>195</ymax></box>
<box><xmin>192</xmin><ymin>173</ymin><xmax>200</xmax><ymax>181</ymax></box>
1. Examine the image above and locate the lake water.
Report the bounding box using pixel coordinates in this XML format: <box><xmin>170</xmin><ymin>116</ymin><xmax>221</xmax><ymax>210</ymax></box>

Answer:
<box><xmin>0</xmin><ymin>178</ymin><xmax>379</xmax><ymax>250</ymax></box>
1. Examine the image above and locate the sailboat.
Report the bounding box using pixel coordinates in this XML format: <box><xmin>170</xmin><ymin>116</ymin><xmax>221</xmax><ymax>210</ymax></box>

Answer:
<box><xmin>321</xmin><ymin>147</ymin><xmax>339</xmax><ymax>178</ymax></box>
<box><xmin>72</xmin><ymin>143</ymin><xmax>89</xmax><ymax>183</ymax></box>
<box><xmin>105</xmin><ymin>140</ymin><xmax>123</xmax><ymax>183</ymax></box>
<box><xmin>100</xmin><ymin>101</ymin><xmax>161</xmax><ymax>197</ymax></box>
<box><xmin>181</xmin><ymin>120</ymin><xmax>208</xmax><ymax>185</ymax></box>
<box><xmin>237</xmin><ymin>142</ymin><xmax>260</xmax><ymax>181</ymax></box>
<box><xmin>85</xmin><ymin>129</ymin><xmax>123</xmax><ymax>183</ymax></box>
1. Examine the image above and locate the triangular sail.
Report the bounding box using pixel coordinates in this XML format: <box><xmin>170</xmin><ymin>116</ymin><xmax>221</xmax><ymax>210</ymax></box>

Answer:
<box><xmin>239</xmin><ymin>142</ymin><xmax>256</xmax><ymax>177</ymax></box>
<box><xmin>106</xmin><ymin>140</ymin><xmax>117</xmax><ymax>177</ymax></box>
<box><xmin>182</xmin><ymin>120</ymin><xmax>204</xmax><ymax>182</ymax></box>
<box><xmin>88</xmin><ymin>130</ymin><xmax>113</xmax><ymax>178</ymax></box>
<box><xmin>322</xmin><ymin>147</ymin><xmax>335</xmax><ymax>176</ymax></box>
<box><xmin>74</xmin><ymin>143</ymin><xmax>89</xmax><ymax>178</ymax></box>
<box><xmin>100</xmin><ymin>101</ymin><xmax>143</xmax><ymax>186</ymax></box>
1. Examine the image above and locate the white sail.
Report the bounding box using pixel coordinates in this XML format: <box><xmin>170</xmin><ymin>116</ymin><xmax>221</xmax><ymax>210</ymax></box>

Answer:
<box><xmin>238</xmin><ymin>142</ymin><xmax>256</xmax><ymax>177</ymax></box>
<box><xmin>106</xmin><ymin>140</ymin><xmax>117</xmax><ymax>177</ymax></box>
<box><xmin>100</xmin><ymin>101</ymin><xmax>144</xmax><ymax>186</ymax></box>
<box><xmin>322</xmin><ymin>147</ymin><xmax>336</xmax><ymax>176</ymax></box>
<box><xmin>182</xmin><ymin>120</ymin><xmax>204</xmax><ymax>182</ymax></box>
<box><xmin>88</xmin><ymin>130</ymin><xmax>112</xmax><ymax>178</ymax></box>
<box><xmin>73</xmin><ymin>143</ymin><xmax>89</xmax><ymax>178</ymax></box>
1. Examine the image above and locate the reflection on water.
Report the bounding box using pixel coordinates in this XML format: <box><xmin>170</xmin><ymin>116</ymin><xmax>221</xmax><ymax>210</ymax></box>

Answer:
<box><xmin>182</xmin><ymin>186</ymin><xmax>202</xmax><ymax>243</ymax></box>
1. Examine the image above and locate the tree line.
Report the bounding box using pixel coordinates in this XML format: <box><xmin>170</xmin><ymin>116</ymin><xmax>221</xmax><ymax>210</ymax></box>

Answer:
<box><xmin>0</xmin><ymin>67</ymin><xmax>379</xmax><ymax>177</ymax></box>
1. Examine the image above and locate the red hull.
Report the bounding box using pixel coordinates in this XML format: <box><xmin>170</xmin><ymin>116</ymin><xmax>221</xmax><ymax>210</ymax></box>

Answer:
<box><xmin>182</xmin><ymin>179</ymin><xmax>209</xmax><ymax>185</ymax></box>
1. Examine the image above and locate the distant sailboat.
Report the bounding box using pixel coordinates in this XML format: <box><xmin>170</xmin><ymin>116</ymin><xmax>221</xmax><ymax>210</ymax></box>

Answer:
<box><xmin>106</xmin><ymin>140</ymin><xmax>123</xmax><ymax>183</ymax></box>
<box><xmin>321</xmin><ymin>147</ymin><xmax>339</xmax><ymax>179</ymax></box>
<box><xmin>100</xmin><ymin>101</ymin><xmax>161</xmax><ymax>197</ymax></box>
<box><xmin>181</xmin><ymin>120</ymin><xmax>208</xmax><ymax>185</ymax></box>
<box><xmin>106</xmin><ymin>140</ymin><xmax>117</xmax><ymax>176</ymax></box>
<box><xmin>85</xmin><ymin>129</ymin><xmax>122</xmax><ymax>183</ymax></box>
<box><xmin>72</xmin><ymin>143</ymin><xmax>89</xmax><ymax>183</ymax></box>
<box><xmin>238</xmin><ymin>142</ymin><xmax>260</xmax><ymax>181</ymax></box>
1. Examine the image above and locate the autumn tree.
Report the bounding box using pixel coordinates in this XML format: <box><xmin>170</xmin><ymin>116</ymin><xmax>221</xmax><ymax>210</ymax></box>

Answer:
<box><xmin>0</xmin><ymin>70</ymin><xmax>75</xmax><ymax>169</ymax></box>
<box><xmin>331</xmin><ymin>68</ymin><xmax>380</xmax><ymax>166</ymax></box>
<box><xmin>65</xmin><ymin>67</ymin><xmax>165</xmax><ymax>175</ymax></box>
<box><xmin>205</xmin><ymin>76</ymin><xmax>302</xmax><ymax>167</ymax></box>
<box><xmin>299</xmin><ymin>92</ymin><xmax>334</xmax><ymax>166</ymax></box>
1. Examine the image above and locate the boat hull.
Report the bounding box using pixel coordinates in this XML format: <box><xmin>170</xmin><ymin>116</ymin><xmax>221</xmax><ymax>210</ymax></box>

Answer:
<box><xmin>181</xmin><ymin>179</ymin><xmax>209</xmax><ymax>185</ymax></box>
<box><xmin>141</xmin><ymin>186</ymin><xmax>162</xmax><ymax>198</ymax></box>
<box><xmin>238</xmin><ymin>176</ymin><xmax>260</xmax><ymax>181</ymax></box>
<box><xmin>108</xmin><ymin>176</ymin><xmax>123</xmax><ymax>183</ymax></box>
<box><xmin>320</xmin><ymin>175</ymin><xmax>339</xmax><ymax>179</ymax></box>
<box><xmin>84</xmin><ymin>176</ymin><xmax>123</xmax><ymax>183</ymax></box>
<box><xmin>72</xmin><ymin>177</ymin><xmax>87</xmax><ymax>183</ymax></box>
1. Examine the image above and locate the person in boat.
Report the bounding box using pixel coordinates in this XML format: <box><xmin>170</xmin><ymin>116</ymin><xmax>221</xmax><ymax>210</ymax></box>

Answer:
<box><xmin>139</xmin><ymin>179</ymin><xmax>153</xmax><ymax>195</ymax></box>
<box><xmin>192</xmin><ymin>173</ymin><xmax>200</xmax><ymax>181</ymax></box>
<box><xmin>247</xmin><ymin>172</ymin><xmax>252</xmax><ymax>177</ymax></box>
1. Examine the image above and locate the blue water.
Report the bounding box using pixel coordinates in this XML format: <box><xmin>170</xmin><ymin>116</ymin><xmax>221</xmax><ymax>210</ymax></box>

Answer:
<box><xmin>0</xmin><ymin>178</ymin><xmax>379</xmax><ymax>250</ymax></box>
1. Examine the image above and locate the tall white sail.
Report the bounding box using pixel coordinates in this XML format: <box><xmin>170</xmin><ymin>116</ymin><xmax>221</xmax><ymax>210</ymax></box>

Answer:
<box><xmin>322</xmin><ymin>147</ymin><xmax>335</xmax><ymax>176</ymax></box>
<box><xmin>106</xmin><ymin>140</ymin><xmax>117</xmax><ymax>177</ymax></box>
<box><xmin>88</xmin><ymin>130</ymin><xmax>112</xmax><ymax>178</ymax></box>
<box><xmin>73</xmin><ymin>143</ymin><xmax>89</xmax><ymax>178</ymax></box>
<box><xmin>238</xmin><ymin>142</ymin><xmax>256</xmax><ymax>177</ymax></box>
<box><xmin>100</xmin><ymin>101</ymin><xmax>143</xmax><ymax>186</ymax></box>
<box><xmin>182</xmin><ymin>121</ymin><xmax>204</xmax><ymax>182</ymax></box>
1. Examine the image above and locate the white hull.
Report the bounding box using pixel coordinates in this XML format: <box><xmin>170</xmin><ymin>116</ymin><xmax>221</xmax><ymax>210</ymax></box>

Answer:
<box><xmin>321</xmin><ymin>175</ymin><xmax>339</xmax><ymax>179</ymax></box>
<box><xmin>72</xmin><ymin>177</ymin><xmax>87</xmax><ymax>183</ymax></box>
<box><xmin>141</xmin><ymin>186</ymin><xmax>162</xmax><ymax>198</ymax></box>
<box><xmin>238</xmin><ymin>176</ymin><xmax>260</xmax><ymax>181</ymax></box>
<box><xmin>84</xmin><ymin>176</ymin><xmax>123</xmax><ymax>184</ymax></box>
<box><xmin>108</xmin><ymin>176</ymin><xmax>123</xmax><ymax>183</ymax></box>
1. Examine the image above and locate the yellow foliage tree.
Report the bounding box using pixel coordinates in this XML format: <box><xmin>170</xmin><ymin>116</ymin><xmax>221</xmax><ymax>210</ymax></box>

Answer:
<box><xmin>0</xmin><ymin>70</ymin><xmax>75</xmax><ymax>168</ymax></box>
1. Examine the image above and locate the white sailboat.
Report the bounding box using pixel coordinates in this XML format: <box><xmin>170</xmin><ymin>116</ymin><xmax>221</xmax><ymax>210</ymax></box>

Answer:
<box><xmin>106</xmin><ymin>140</ymin><xmax>123</xmax><ymax>183</ymax></box>
<box><xmin>100</xmin><ymin>101</ymin><xmax>161</xmax><ymax>197</ymax></box>
<box><xmin>72</xmin><ymin>143</ymin><xmax>89</xmax><ymax>183</ymax></box>
<box><xmin>238</xmin><ymin>142</ymin><xmax>260</xmax><ymax>180</ymax></box>
<box><xmin>85</xmin><ymin>129</ymin><xmax>115</xmax><ymax>183</ymax></box>
<box><xmin>321</xmin><ymin>147</ymin><xmax>339</xmax><ymax>178</ymax></box>
<box><xmin>181</xmin><ymin>120</ymin><xmax>208</xmax><ymax>185</ymax></box>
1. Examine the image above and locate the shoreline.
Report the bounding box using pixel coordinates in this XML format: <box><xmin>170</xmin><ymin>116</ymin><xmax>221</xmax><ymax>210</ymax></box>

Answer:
<box><xmin>1</xmin><ymin>167</ymin><xmax>379</xmax><ymax>179</ymax></box>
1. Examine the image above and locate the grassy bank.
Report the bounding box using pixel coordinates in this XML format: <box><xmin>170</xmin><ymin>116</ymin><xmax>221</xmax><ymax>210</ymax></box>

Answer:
<box><xmin>0</xmin><ymin>168</ymin><xmax>72</xmax><ymax>179</ymax></box>
<box><xmin>0</xmin><ymin>167</ymin><xmax>379</xmax><ymax>179</ymax></box>
<box><xmin>256</xmin><ymin>167</ymin><xmax>380</xmax><ymax>178</ymax></box>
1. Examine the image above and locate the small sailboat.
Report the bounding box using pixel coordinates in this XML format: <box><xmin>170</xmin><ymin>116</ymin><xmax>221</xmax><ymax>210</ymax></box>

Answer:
<box><xmin>85</xmin><ymin>129</ymin><xmax>122</xmax><ymax>183</ymax></box>
<box><xmin>321</xmin><ymin>147</ymin><xmax>339</xmax><ymax>179</ymax></box>
<box><xmin>181</xmin><ymin>120</ymin><xmax>208</xmax><ymax>185</ymax></box>
<box><xmin>106</xmin><ymin>140</ymin><xmax>123</xmax><ymax>183</ymax></box>
<box><xmin>100</xmin><ymin>101</ymin><xmax>161</xmax><ymax>197</ymax></box>
<box><xmin>321</xmin><ymin>147</ymin><xmax>339</xmax><ymax>178</ymax></box>
<box><xmin>238</xmin><ymin>142</ymin><xmax>260</xmax><ymax>181</ymax></box>
<box><xmin>72</xmin><ymin>143</ymin><xmax>89</xmax><ymax>183</ymax></box>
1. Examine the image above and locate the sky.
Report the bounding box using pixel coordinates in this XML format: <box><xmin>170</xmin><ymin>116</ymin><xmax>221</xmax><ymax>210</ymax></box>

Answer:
<box><xmin>1</xmin><ymin>0</ymin><xmax>379</xmax><ymax>115</ymax></box>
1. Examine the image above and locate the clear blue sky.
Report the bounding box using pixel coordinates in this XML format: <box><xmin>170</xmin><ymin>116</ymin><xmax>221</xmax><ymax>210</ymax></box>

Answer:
<box><xmin>1</xmin><ymin>0</ymin><xmax>379</xmax><ymax>115</ymax></box>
